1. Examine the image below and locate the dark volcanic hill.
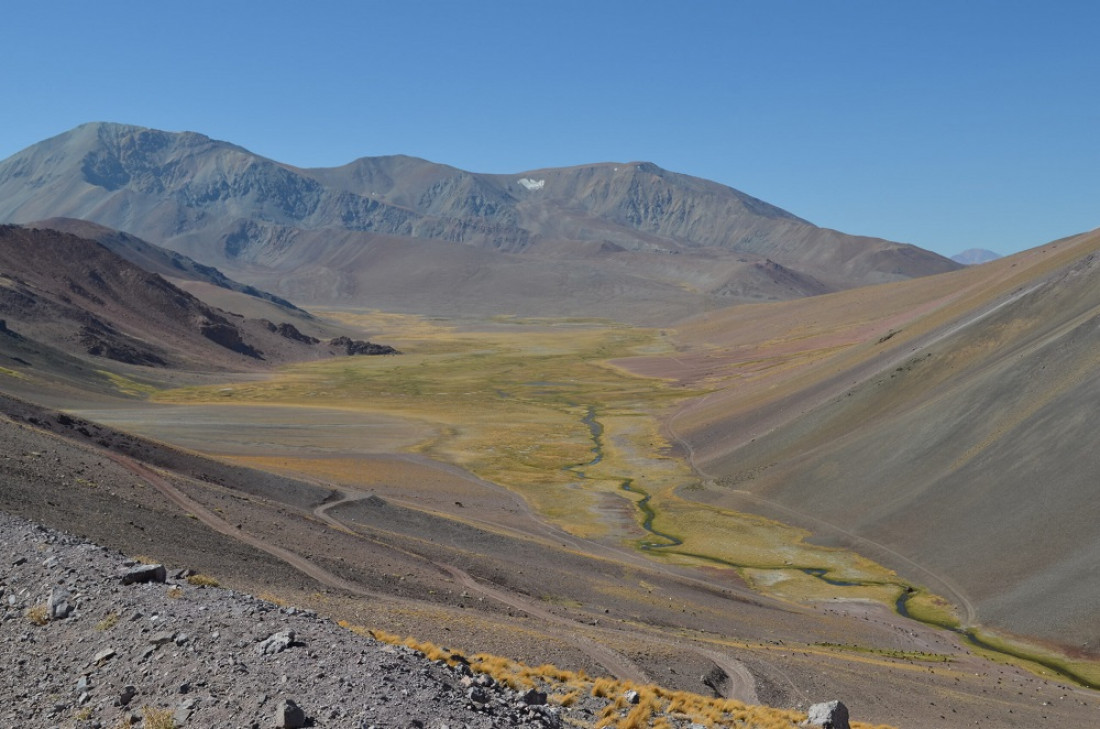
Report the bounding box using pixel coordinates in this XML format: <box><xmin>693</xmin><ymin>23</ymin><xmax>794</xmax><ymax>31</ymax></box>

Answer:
<box><xmin>0</xmin><ymin>225</ymin><xmax>384</xmax><ymax>377</ymax></box>
<box><xmin>0</xmin><ymin>123</ymin><xmax>960</xmax><ymax>323</ymax></box>
<box><xmin>27</xmin><ymin>217</ymin><xmax>306</xmax><ymax>314</ymax></box>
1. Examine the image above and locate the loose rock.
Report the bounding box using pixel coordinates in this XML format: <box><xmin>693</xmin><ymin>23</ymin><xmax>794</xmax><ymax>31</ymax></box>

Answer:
<box><xmin>121</xmin><ymin>564</ymin><xmax>167</xmax><ymax>585</ymax></box>
<box><xmin>275</xmin><ymin>698</ymin><xmax>307</xmax><ymax>728</ymax></box>
<box><xmin>805</xmin><ymin>700</ymin><xmax>850</xmax><ymax>729</ymax></box>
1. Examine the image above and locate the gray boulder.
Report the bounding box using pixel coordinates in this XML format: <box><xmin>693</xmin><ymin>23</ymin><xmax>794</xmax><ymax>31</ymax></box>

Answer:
<box><xmin>275</xmin><ymin>698</ymin><xmax>306</xmax><ymax>728</ymax></box>
<box><xmin>121</xmin><ymin>564</ymin><xmax>167</xmax><ymax>585</ymax></box>
<box><xmin>48</xmin><ymin>587</ymin><xmax>73</xmax><ymax>619</ymax></box>
<box><xmin>256</xmin><ymin>630</ymin><xmax>296</xmax><ymax>655</ymax></box>
<box><xmin>805</xmin><ymin>700</ymin><xmax>850</xmax><ymax>729</ymax></box>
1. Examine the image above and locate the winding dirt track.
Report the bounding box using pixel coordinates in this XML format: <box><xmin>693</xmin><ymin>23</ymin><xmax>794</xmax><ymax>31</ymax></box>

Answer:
<box><xmin>85</xmin><ymin>423</ymin><xmax>771</xmax><ymax>694</ymax></box>
<box><xmin>103</xmin><ymin>451</ymin><xmax>383</xmax><ymax>599</ymax></box>
<box><xmin>101</xmin><ymin>454</ymin><xmax>652</xmax><ymax>684</ymax></box>
<box><xmin>696</xmin><ymin>648</ymin><xmax>760</xmax><ymax>704</ymax></box>
<box><xmin>314</xmin><ymin>492</ymin><xmax>650</xmax><ymax>684</ymax></box>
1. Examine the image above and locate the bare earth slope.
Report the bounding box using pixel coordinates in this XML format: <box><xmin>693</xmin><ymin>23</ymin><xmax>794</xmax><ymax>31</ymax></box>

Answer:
<box><xmin>0</xmin><ymin>123</ymin><xmax>960</xmax><ymax>324</ymax></box>
<box><xmin>28</xmin><ymin>217</ymin><xmax>307</xmax><ymax>314</ymax></box>
<box><xmin>0</xmin><ymin>225</ymin><xmax>377</xmax><ymax>373</ymax></box>
<box><xmin>629</xmin><ymin>228</ymin><xmax>1100</xmax><ymax>660</ymax></box>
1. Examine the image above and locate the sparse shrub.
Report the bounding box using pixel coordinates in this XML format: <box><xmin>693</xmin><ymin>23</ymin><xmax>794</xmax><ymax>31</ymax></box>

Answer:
<box><xmin>95</xmin><ymin>612</ymin><xmax>120</xmax><ymax>630</ymax></box>
<box><xmin>554</xmin><ymin>689</ymin><xmax>580</xmax><ymax>707</ymax></box>
<box><xmin>186</xmin><ymin>573</ymin><xmax>219</xmax><ymax>587</ymax></box>
<box><xmin>617</xmin><ymin>697</ymin><xmax>656</xmax><ymax>729</ymax></box>
<box><xmin>591</xmin><ymin>677</ymin><xmax>616</xmax><ymax>698</ymax></box>
<box><xmin>25</xmin><ymin>603</ymin><xmax>48</xmax><ymax>626</ymax></box>
<box><xmin>259</xmin><ymin>591</ymin><xmax>287</xmax><ymax>607</ymax></box>
<box><xmin>142</xmin><ymin>706</ymin><xmax>175</xmax><ymax>729</ymax></box>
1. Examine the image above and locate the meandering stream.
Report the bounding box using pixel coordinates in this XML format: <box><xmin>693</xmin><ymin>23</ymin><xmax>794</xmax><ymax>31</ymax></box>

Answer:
<box><xmin>570</xmin><ymin>405</ymin><xmax>1100</xmax><ymax>689</ymax></box>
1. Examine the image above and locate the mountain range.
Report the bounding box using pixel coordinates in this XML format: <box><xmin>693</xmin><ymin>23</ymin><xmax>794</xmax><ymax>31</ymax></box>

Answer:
<box><xmin>0</xmin><ymin>123</ymin><xmax>960</xmax><ymax>323</ymax></box>
<box><xmin>4</xmin><ymin>122</ymin><xmax>1100</xmax><ymax>726</ymax></box>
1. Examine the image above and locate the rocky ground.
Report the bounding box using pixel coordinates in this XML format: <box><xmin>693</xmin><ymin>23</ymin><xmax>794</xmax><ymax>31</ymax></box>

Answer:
<box><xmin>2</xmin><ymin>509</ymin><xmax>865</xmax><ymax>729</ymax></box>
<box><xmin>0</xmin><ymin>509</ymin><xmax>586</xmax><ymax>729</ymax></box>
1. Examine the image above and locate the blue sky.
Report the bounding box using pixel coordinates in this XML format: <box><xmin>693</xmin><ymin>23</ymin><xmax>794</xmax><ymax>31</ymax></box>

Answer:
<box><xmin>3</xmin><ymin>1</ymin><xmax>1098</xmax><ymax>257</ymax></box>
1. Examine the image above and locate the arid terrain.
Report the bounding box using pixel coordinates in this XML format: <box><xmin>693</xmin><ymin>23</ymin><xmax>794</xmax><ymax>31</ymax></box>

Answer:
<box><xmin>2</xmin><ymin>125</ymin><xmax>1099</xmax><ymax>728</ymax></box>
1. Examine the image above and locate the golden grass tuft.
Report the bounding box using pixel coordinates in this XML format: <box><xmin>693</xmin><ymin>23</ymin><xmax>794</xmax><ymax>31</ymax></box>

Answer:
<box><xmin>312</xmin><ymin>612</ymin><xmax>898</xmax><ymax>729</ymax></box>
<box><xmin>25</xmin><ymin>604</ymin><xmax>49</xmax><ymax>626</ymax></box>
<box><xmin>185</xmin><ymin>574</ymin><xmax>220</xmax><ymax>588</ymax></box>
<box><xmin>142</xmin><ymin>706</ymin><xmax>175</xmax><ymax>729</ymax></box>
<box><xmin>258</xmin><ymin>591</ymin><xmax>288</xmax><ymax>607</ymax></box>
<box><xmin>95</xmin><ymin>612</ymin><xmax>120</xmax><ymax>631</ymax></box>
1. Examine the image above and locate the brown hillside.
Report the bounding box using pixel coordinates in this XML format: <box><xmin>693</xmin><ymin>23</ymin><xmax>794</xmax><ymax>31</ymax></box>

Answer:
<box><xmin>0</xmin><ymin>225</ymin><xmax>364</xmax><ymax>373</ymax></box>
<box><xmin>623</xmin><ymin>228</ymin><xmax>1100</xmax><ymax>656</ymax></box>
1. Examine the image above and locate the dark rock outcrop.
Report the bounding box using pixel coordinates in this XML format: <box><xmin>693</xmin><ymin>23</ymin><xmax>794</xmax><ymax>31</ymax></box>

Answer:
<box><xmin>329</xmin><ymin>336</ymin><xmax>400</xmax><ymax>356</ymax></box>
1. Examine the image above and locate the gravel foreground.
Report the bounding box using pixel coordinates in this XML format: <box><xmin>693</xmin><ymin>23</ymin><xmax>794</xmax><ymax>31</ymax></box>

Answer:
<box><xmin>0</xmin><ymin>509</ymin><xmax>588</xmax><ymax>729</ymax></box>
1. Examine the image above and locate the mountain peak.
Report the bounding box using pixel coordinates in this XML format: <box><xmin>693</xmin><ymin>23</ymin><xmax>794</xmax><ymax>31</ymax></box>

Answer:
<box><xmin>0</xmin><ymin>123</ymin><xmax>960</xmax><ymax>323</ymax></box>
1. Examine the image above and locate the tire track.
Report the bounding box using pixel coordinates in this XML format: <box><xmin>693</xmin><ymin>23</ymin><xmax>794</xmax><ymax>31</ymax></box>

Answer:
<box><xmin>103</xmin><ymin>451</ymin><xmax>381</xmax><ymax>598</ymax></box>
<box><xmin>317</xmin><ymin>490</ymin><xmax>649</xmax><ymax>684</ymax></box>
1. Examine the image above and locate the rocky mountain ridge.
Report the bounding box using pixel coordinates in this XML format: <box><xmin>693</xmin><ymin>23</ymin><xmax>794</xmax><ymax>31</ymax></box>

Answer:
<box><xmin>0</xmin><ymin>123</ymin><xmax>960</xmax><ymax>323</ymax></box>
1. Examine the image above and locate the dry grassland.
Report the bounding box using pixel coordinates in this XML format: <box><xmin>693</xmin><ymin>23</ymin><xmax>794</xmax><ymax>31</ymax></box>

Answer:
<box><xmin>151</xmin><ymin>311</ymin><xmax>947</xmax><ymax>622</ymax></box>
<box><xmin>342</xmin><ymin>622</ymin><xmax>897</xmax><ymax>729</ymax></box>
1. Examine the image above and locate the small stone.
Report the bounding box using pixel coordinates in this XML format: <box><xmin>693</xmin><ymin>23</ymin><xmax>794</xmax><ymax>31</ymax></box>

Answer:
<box><xmin>174</xmin><ymin>698</ymin><xmax>197</xmax><ymax>725</ymax></box>
<box><xmin>48</xmin><ymin>587</ymin><xmax>73</xmax><ymax>620</ymax></box>
<box><xmin>275</xmin><ymin>698</ymin><xmax>306</xmax><ymax>728</ymax></box>
<box><xmin>119</xmin><ymin>685</ymin><xmax>137</xmax><ymax>706</ymax></box>
<box><xmin>256</xmin><ymin>630</ymin><xmax>296</xmax><ymax>655</ymax></box>
<box><xmin>150</xmin><ymin>631</ymin><xmax>176</xmax><ymax>646</ymax></box>
<box><xmin>805</xmin><ymin>700</ymin><xmax>850</xmax><ymax>729</ymax></box>
<box><xmin>467</xmin><ymin>687</ymin><xmax>490</xmax><ymax>704</ymax></box>
<box><xmin>121</xmin><ymin>564</ymin><xmax>167</xmax><ymax>585</ymax></box>
<box><xmin>624</xmin><ymin>690</ymin><xmax>640</xmax><ymax>705</ymax></box>
<box><xmin>92</xmin><ymin>648</ymin><xmax>116</xmax><ymax>664</ymax></box>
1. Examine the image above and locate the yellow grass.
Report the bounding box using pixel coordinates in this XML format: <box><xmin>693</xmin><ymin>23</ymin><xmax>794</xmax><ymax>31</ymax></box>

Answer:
<box><xmin>25</xmin><ymin>604</ymin><xmax>49</xmax><ymax>626</ymax></box>
<box><xmin>149</xmin><ymin>311</ymin><xmax>956</xmax><ymax>638</ymax></box>
<box><xmin>335</xmin><ymin>617</ymin><xmax>895</xmax><ymax>729</ymax></box>
<box><xmin>95</xmin><ymin>612</ymin><xmax>120</xmax><ymax>631</ymax></box>
<box><xmin>142</xmin><ymin>706</ymin><xmax>176</xmax><ymax>729</ymax></box>
<box><xmin>185</xmin><ymin>573</ymin><xmax>220</xmax><ymax>588</ymax></box>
